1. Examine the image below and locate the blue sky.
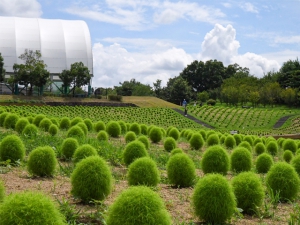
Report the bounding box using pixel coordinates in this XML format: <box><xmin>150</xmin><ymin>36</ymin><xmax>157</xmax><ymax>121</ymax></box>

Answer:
<box><xmin>0</xmin><ymin>0</ymin><xmax>300</xmax><ymax>88</ymax></box>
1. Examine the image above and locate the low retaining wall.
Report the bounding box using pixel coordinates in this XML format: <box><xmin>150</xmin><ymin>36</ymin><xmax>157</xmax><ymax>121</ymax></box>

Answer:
<box><xmin>45</xmin><ymin>102</ymin><xmax>138</xmax><ymax>107</ymax></box>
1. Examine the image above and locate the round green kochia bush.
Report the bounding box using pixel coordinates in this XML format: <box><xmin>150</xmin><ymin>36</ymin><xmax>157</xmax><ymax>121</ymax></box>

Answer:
<box><xmin>127</xmin><ymin>157</ymin><xmax>160</xmax><ymax>187</ymax></box>
<box><xmin>266</xmin><ymin>141</ymin><xmax>278</xmax><ymax>156</ymax></box>
<box><xmin>129</xmin><ymin>122</ymin><xmax>141</xmax><ymax>135</ymax></box>
<box><xmin>149</xmin><ymin>126</ymin><xmax>163</xmax><ymax>143</ymax></box>
<box><xmin>192</xmin><ymin>174</ymin><xmax>236</xmax><ymax>224</ymax></box>
<box><xmin>166</xmin><ymin>126</ymin><xmax>175</xmax><ymax>136</ymax></box>
<box><xmin>67</xmin><ymin>125</ymin><xmax>86</xmax><ymax>139</ymax></box>
<box><xmin>167</xmin><ymin>153</ymin><xmax>196</xmax><ymax>187</ymax></box>
<box><xmin>59</xmin><ymin>117</ymin><xmax>71</xmax><ymax>130</ymax></box>
<box><xmin>48</xmin><ymin>124</ymin><xmax>58</xmax><ymax>136</ymax></box>
<box><xmin>206</xmin><ymin>134</ymin><xmax>220</xmax><ymax>146</ymax></box>
<box><xmin>277</xmin><ymin>137</ymin><xmax>285</xmax><ymax>148</ymax></box>
<box><xmin>266</xmin><ymin>162</ymin><xmax>300</xmax><ymax>201</ymax></box>
<box><xmin>163</xmin><ymin>137</ymin><xmax>177</xmax><ymax>152</ymax></box>
<box><xmin>201</xmin><ymin>145</ymin><xmax>230</xmax><ymax>175</ymax></box>
<box><xmin>0</xmin><ymin>112</ymin><xmax>9</xmax><ymax>127</ymax></box>
<box><xmin>233</xmin><ymin>134</ymin><xmax>243</xmax><ymax>146</ymax></box>
<box><xmin>71</xmin><ymin>156</ymin><xmax>112</xmax><ymax>202</ymax></box>
<box><xmin>97</xmin><ymin>130</ymin><xmax>109</xmax><ymax>141</ymax></box>
<box><xmin>255</xmin><ymin>153</ymin><xmax>274</xmax><ymax>174</ymax></box>
<box><xmin>94</xmin><ymin>121</ymin><xmax>106</xmax><ymax>132</ymax></box>
<box><xmin>118</xmin><ymin>120</ymin><xmax>127</xmax><ymax>134</ymax></box>
<box><xmin>230</xmin><ymin>147</ymin><xmax>253</xmax><ymax>173</ymax></box>
<box><xmin>50</xmin><ymin>118</ymin><xmax>59</xmax><ymax>126</ymax></box>
<box><xmin>61</xmin><ymin>137</ymin><xmax>79</xmax><ymax>160</ymax></box>
<box><xmin>22</xmin><ymin>124</ymin><xmax>38</xmax><ymax>137</ymax></box>
<box><xmin>243</xmin><ymin>135</ymin><xmax>254</xmax><ymax>146</ymax></box>
<box><xmin>283</xmin><ymin>139</ymin><xmax>297</xmax><ymax>153</ymax></box>
<box><xmin>291</xmin><ymin>154</ymin><xmax>300</xmax><ymax>176</ymax></box>
<box><xmin>3</xmin><ymin>113</ymin><xmax>19</xmax><ymax>129</ymax></box>
<box><xmin>199</xmin><ymin>130</ymin><xmax>207</xmax><ymax>141</ymax></box>
<box><xmin>72</xmin><ymin>144</ymin><xmax>98</xmax><ymax>164</ymax></box>
<box><xmin>253</xmin><ymin>138</ymin><xmax>262</xmax><ymax>146</ymax></box>
<box><xmin>219</xmin><ymin>135</ymin><xmax>226</xmax><ymax>144</ymax></box>
<box><xmin>137</xmin><ymin>135</ymin><xmax>150</xmax><ymax>150</ymax></box>
<box><xmin>0</xmin><ymin>134</ymin><xmax>25</xmax><ymax>163</ymax></box>
<box><xmin>70</xmin><ymin>117</ymin><xmax>83</xmax><ymax>126</ymax></box>
<box><xmin>189</xmin><ymin>133</ymin><xmax>204</xmax><ymax>150</ymax></box>
<box><xmin>125</xmin><ymin>131</ymin><xmax>137</xmax><ymax>143</ymax></box>
<box><xmin>224</xmin><ymin>135</ymin><xmax>236</xmax><ymax>149</ymax></box>
<box><xmin>83</xmin><ymin>118</ymin><xmax>93</xmax><ymax>131</ymax></box>
<box><xmin>170</xmin><ymin>148</ymin><xmax>184</xmax><ymax>156</ymax></box>
<box><xmin>123</xmin><ymin>141</ymin><xmax>148</xmax><ymax>166</ymax></box>
<box><xmin>140</xmin><ymin>124</ymin><xmax>148</xmax><ymax>135</ymax></box>
<box><xmin>283</xmin><ymin>150</ymin><xmax>294</xmax><ymax>163</ymax></box>
<box><xmin>238</xmin><ymin>141</ymin><xmax>252</xmax><ymax>152</ymax></box>
<box><xmin>232</xmin><ymin>172</ymin><xmax>265</xmax><ymax>214</ymax></box>
<box><xmin>0</xmin><ymin>178</ymin><xmax>5</xmax><ymax>202</ymax></box>
<box><xmin>168</xmin><ymin>127</ymin><xmax>180</xmax><ymax>141</ymax></box>
<box><xmin>27</xmin><ymin>146</ymin><xmax>57</xmax><ymax>177</ymax></box>
<box><xmin>33</xmin><ymin>114</ymin><xmax>46</xmax><ymax>127</ymax></box>
<box><xmin>0</xmin><ymin>191</ymin><xmax>66</xmax><ymax>225</ymax></box>
<box><xmin>39</xmin><ymin>118</ymin><xmax>52</xmax><ymax>131</ymax></box>
<box><xmin>15</xmin><ymin>118</ymin><xmax>29</xmax><ymax>134</ymax></box>
<box><xmin>254</xmin><ymin>142</ymin><xmax>266</xmax><ymax>155</ymax></box>
<box><xmin>106</xmin><ymin>121</ymin><xmax>121</xmax><ymax>138</ymax></box>
<box><xmin>76</xmin><ymin>122</ymin><xmax>88</xmax><ymax>136</ymax></box>
<box><xmin>106</xmin><ymin>186</ymin><xmax>171</xmax><ymax>225</ymax></box>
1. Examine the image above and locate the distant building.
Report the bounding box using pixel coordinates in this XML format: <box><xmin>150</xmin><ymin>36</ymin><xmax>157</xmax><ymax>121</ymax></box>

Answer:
<box><xmin>0</xmin><ymin>16</ymin><xmax>93</xmax><ymax>94</ymax></box>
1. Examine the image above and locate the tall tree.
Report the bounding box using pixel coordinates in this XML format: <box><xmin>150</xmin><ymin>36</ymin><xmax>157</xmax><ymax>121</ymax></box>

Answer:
<box><xmin>58</xmin><ymin>69</ymin><xmax>73</xmax><ymax>95</ymax></box>
<box><xmin>153</xmin><ymin>79</ymin><xmax>162</xmax><ymax>98</ymax></box>
<box><xmin>0</xmin><ymin>53</ymin><xmax>5</xmax><ymax>82</ymax></box>
<box><xmin>277</xmin><ymin>58</ymin><xmax>300</xmax><ymax>88</ymax></box>
<box><xmin>70</xmin><ymin>62</ymin><xmax>91</xmax><ymax>97</ymax></box>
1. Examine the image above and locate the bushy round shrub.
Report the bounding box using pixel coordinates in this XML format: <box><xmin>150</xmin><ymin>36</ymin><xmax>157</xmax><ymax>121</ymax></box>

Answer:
<box><xmin>283</xmin><ymin>139</ymin><xmax>297</xmax><ymax>153</ymax></box>
<box><xmin>167</xmin><ymin>153</ymin><xmax>196</xmax><ymax>187</ymax></box>
<box><xmin>76</xmin><ymin>122</ymin><xmax>88</xmax><ymax>136</ymax></box>
<box><xmin>106</xmin><ymin>121</ymin><xmax>121</xmax><ymax>138</ymax></box>
<box><xmin>15</xmin><ymin>118</ymin><xmax>29</xmax><ymax>134</ymax></box>
<box><xmin>106</xmin><ymin>186</ymin><xmax>171</xmax><ymax>225</ymax></box>
<box><xmin>129</xmin><ymin>122</ymin><xmax>141</xmax><ymax>135</ymax></box>
<box><xmin>127</xmin><ymin>157</ymin><xmax>160</xmax><ymax>187</ymax></box>
<box><xmin>206</xmin><ymin>134</ymin><xmax>220</xmax><ymax>146</ymax></box>
<box><xmin>163</xmin><ymin>137</ymin><xmax>177</xmax><ymax>152</ymax></box>
<box><xmin>0</xmin><ymin>191</ymin><xmax>66</xmax><ymax>225</ymax></box>
<box><xmin>232</xmin><ymin>171</ymin><xmax>264</xmax><ymax>214</ymax></box>
<box><xmin>266</xmin><ymin>162</ymin><xmax>300</xmax><ymax>201</ymax></box>
<box><xmin>70</xmin><ymin>117</ymin><xmax>83</xmax><ymax>126</ymax></box>
<box><xmin>72</xmin><ymin>144</ymin><xmax>98</xmax><ymax>163</ymax></box>
<box><xmin>189</xmin><ymin>133</ymin><xmax>204</xmax><ymax>150</ymax></box>
<box><xmin>238</xmin><ymin>141</ymin><xmax>252</xmax><ymax>152</ymax></box>
<box><xmin>166</xmin><ymin>126</ymin><xmax>175</xmax><ymax>136</ymax></box>
<box><xmin>0</xmin><ymin>178</ymin><xmax>5</xmax><ymax>202</ymax></box>
<box><xmin>118</xmin><ymin>120</ymin><xmax>127</xmax><ymax>134</ymax></box>
<box><xmin>67</xmin><ymin>125</ymin><xmax>85</xmax><ymax>139</ymax></box>
<box><xmin>186</xmin><ymin>131</ymin><xmax>195</xmax><ymax>141</ymax></box>
<box><xmin>22</xmin><ymin>124</ymin><xmax>38</xmax><ymax>137</ymax></box>
<box><xmin>94</xmin><ymin>121</ymin><xmax>106</xmax><ymax>132</ymax></box>
<box><xmin>27</xmin><ymin>146</ymin><xmax>57</xmax><ymax>177</ymax></box>
<box><xmin>61</xmin><ymin>137</ymin><xmax>79</xmax><ymax>160</ymax></box>
<box><xmin>219</xmin><ymin>135</ymin><xmax>226</xmax><ymax>144</ymax></box>
<box><xmin>266</xmin><ymin>140</ymin><xmax>278</xmax><ymax>156</ymax></box>
<box><xmin>254</xmin><ymin>142</ymin><xmax>266</xmax><ymax>155</ymax></box>
<box><xmin>224</xmin><ymin>135</ymin><xmax>236</xmax><ymax>149</ymax></box>
<box><xmin>283</xmin><ymin>150</ymin><xmax>294</xmax><ymax>163</ymax></box>
<box><xmin>168</xmin><ymin>127</ymin><xmax>180</xmax><ymax>140</ymax></box>
<box><xmin>256</xmin><ymin>153</ymin><xmax>274</xmax><ymax>173</ymax></box>
<box><xmin>3</xmin><ymin>113</ymin><xmax>19</xmax><ymax>129</ymax></box>
<box><xmin>140</xmin><ymin>124</ymin><xmax>148</xmax><ymax>135</ymax></box>
<box><xmin>192</xmin><ymin>174</ymin><xmax>236</xmax><ymax>224</ymax></box>
<box><xmin>33</xmin><ymin>114</ymin><xmax>46</xmax><ymax>127</ymax></box>
<box><xmin>0</xmin><ymin>134</ymin><xmax>25</xmax><ymax>163</ymax></box>
<box><xmin>233</xmin><ymin>134</ymin><xmax>243</xmax><ymax>145</ymax></box>
<box><xmin>71</xmin><ymin>156</ymin><xmax>112</xmax><ymax>202</ymax></box>
<box><xmin>83</xmin><ymin>118</ymin><xmax>93</xmax><ymax>131</ymax></box>
<box><xmin>0</xmin><ymin>112</ymin><xmax>9</xmax><ymax>127</ymax></box>
<box><xmin>26</xmin><ymin>116</ymin><xmax>33</xmax><ymax>123</ymax></box>
<box><xmin>277</xmin><ymin>137</ymin><xmax>285</xmax><ymax>147</ymax></box>
<box><xmin>199</xmin><ymin>130</ymin><xmax>207</xmax><ymax>141</ymax></box>
<box><xmin>149</xmin><ymin>126</ymin><xmax>163</xmax><ymax>143</ymax></box>
<box><xmin>97</xmin><ymin>130</ymin><xmax>109</xmax><ymax>141</ymax></box>
<box><xmin>137</xmin><ymin>135</ymin><xmax>150</xmax><ymax>150</ymax></box>
<box><xmin>253</xmin><ymin>138</ymin><xmax>262</xmax><ymax>146</ymax></box>
<box><xmin>206</xmin><ymin>130</ymin><xmax>216</xmax><ymax>139</ymax></box>
<box><xmin>48</xmin><ymin>124</ymin><xmax>58</xmax><ymax>136</ymax></box>
<box><xmin>59</xmin><ymin>117</ymin><xmax>71</xmax><ymax>130</ymax></box>
<box><xmin>230</xmin><ymin>147</ymin><xmax>252</xmax><ymax>173</ymax></box>
<box><xmin>291</xmin><ymin>154</ymin><xmax>300</xmax><ymax>176</ymax></box>
<box><xmin>201</xmin><ymin>145</ymin><xmax>230</xmax><ymax>175</ymax></box>
<box><xmin>39</xmin><ymin>118</ymin><xmax>52</xmax><ymax>132</ymax></box>
<box><xmin>170</xmin><ymin>148</ymin><xmax>184</xmax><ymax>156</ymax></box>
<box><xmin>123</xmin><ymin>140</ymin><xmax>148</xmax><ymax>166</ymax></box>
<box><xmin>50</xmin><ymin>118</ymin><xmax>59</xmax><ymax>126</ymax></box>
<box><xmin>243</xmin><ymin>135</ymin><xmax>254</xmax><ymax>146</ymax></box>
<box><xmin>125</xmin><ymin>131</ymin><xmax>137</xmax><ymax>143</ymax></box>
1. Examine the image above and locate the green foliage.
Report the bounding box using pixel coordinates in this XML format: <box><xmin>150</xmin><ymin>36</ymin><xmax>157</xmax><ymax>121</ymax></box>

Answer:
<box><xmin>27</xmin><ymin>146</ymin><xmax>57</xmax><ymax>177</ymax></box>
<box><xmin>232</xmin><ymin>172</ymin><xmax>264</xmax><ymax>214</ymax></box>
<box><xmin>106</xmin><ymin>186</ymin><xmax>171</xmax><ymax>225</ymax></box>
<box><xmin>266</xmin><ymin>140</ymin><xmax>278</xmax><ymax>156</ymax></box>
<box><xmin>238</xmin><ymin>141</ymin><xmax>252</xmax><ymax>152</ymax></box>
<box><xmin>76</xmin><ymin>122</ymin><xmax>88</xmax><ymax>136</ymax></box>
<box><xmin>0</xmin><ymin>179</ymin><xmax>4</xmax><ymax>202</ymax></box>
<box><xmin>170</xmin><ymin>148</ymin><xmax>184</xmax><ymax>156</ymax></box>
<box><xmin>97</xmin><ymin>130</ymin><xmax>109</xmax><ymax>141</ymax></box>
<box><xmin>129</xmin><ymin>122</ymin><xmax>141</xmax><ymax>135</ymax></box>
<box><xmin>108</xmin><ymin>95</ymin><xmax>122</xmax><ymax>101</ymax></box>
<box><xmin>233</xmin><ymin>134</ymin><xmax>243</xmax><ymax>145</ymax></box>
<box><xmin>70</xmin><ymin>117</ymin><xmax>84</xmax><ymax>126</ymax></box>
<box><xmin>168</xmin><ymin>127</ymin><xmax>180</xmax><ymax>140</ymax></box>
<box><xmin>207</xmin><ymin>99</ymin><xmax>216</xmax><ymax>106</ymax></box>
<box><xmin>163</xmin><ymin>137</ymin><xmax>177</xmax><ymax>152</ymax></box>
<box><xmin>60</xmin><ymin>138</ymin><xmax>79</xmax><ymax>160</ymax></box>
<box><xmin>0</xmin><ymin>134</ymin><xmax>25</xmax><ymax>163</ymax></box>
<box><xmin>149</xmin><ymin>126</ymin><xmax>163</xmax><ymax>143</ymax></box>
<box><xmin>137</xmin><ymin>135</ymin><xmax>150</xmax><ymax>150</ymax></box>
<box><xmin>48</xmin><ymin>124</ymin><xmax>58</xmax><ymax>136</ymax></box>
<box><xmin>0</xmin><ymin>112</ymin><xmax>9</xmax><ymax>126</ymax></box>
<box><xmin>3</xmin><ymin>113</ymin><xmax>19</xmax><ymax>129</ymax></box>
<box><xmin>291</xmin><ymin>154</ymin><xmax>300</xmax><ymax>176</ymax></box>
<box><xmin>39</xmin><ymin>118</ymin><xmax>52</xmax><ymax>131</ymax></box>
<box><xmin>254</xmin><ymin>142</ymin><xmax>266</xmax><ymax>155</ymax></box>
<box><xmin>71</xmin><ymin>156</ymin><xmax>112</xmax><ymax>202</ymax></box>
<box><xmin>243</xmin><ymin>135</ymin><xmax>254</xmax><ymax>146</ymax></box>
<box><xmin>123</xmin><ymin>141</ymin><xmax>148</xmax><ymax>166</ymax></box>
<box><xmin>266</xmin><ymin>162</ymin><xmax>300</xmax><ymax>201</ymax></box>
<box><xmin>67</xmin><ymin>125</ymin><xmax>85</xmax><ymax>139</ymax></box>
<box><xmin>255</xmin><ymin>153</ymin><xmax>274</xmax><ymax>174</ymax></box>
<box><xmin>94</xmin><ymin>120</ymin><xmax>106</xmax><ymax>132</ymax></box>
<box><xmin>127</xmin><ymin>157</ymin><xmax>160</xmax><ymax>187</ymax></box>
<box><xmin>199</xmin><ymin>129</ymin><xmax>207</xmax><ymax>140</ymax></box>
<box><xmin>0</xmin><ymin>191</ymin><xmax>66</xmax><ymax>225</ymax></box>
<box><xmin>140</xmin><ymin>124</ymin><xmax>148</xmax><ymax>135</ymax></box>
<box><xmin>15</xmin><ymin>117</ymin><xmax>29</xmax><ymax>134</ymax></box>
<box><xmin>72</xmin><ymin>144</ymin><xmax>98</xmax><ymax>164</ymax></box>
<box><xmin>106</xmin><ymin>121</ymin><xmax>121</xmax><ymax>138</ymax></box>
<box><xmin>33</xmin><ymin>114</ymin><xmax>46</xmax><ymax>127</ymax></box>
<box><xmin>201</xmin><ymin>145</ymin><xmax>230</xmax><ymax>175</ymax></box>
<box><xmin>283</xmin><ymin>139</ymin><xmax>297</xmax><ymax>153</ymax></box>
<box><xmin>283</xmin><ymin>150</ymin><xmax>294</xmax><ymax>163</ymax></box>
<box><xmin>83</xmin><ymin>118</ymin><xmax>93</xmax><ymax>131</ymax></box>
<box><xmin>189</xmin><ymin>133</ymin><xmax>204</xmax><ymax>150</ymax></box>
<box><xmin>125</xmin><ymin>131</ymin><xmax>137</xmax><ymax>143</ymax></box>
<box><xmin>167</xmin><ymin>153</ymin><xmax>196</xmax><ymax>187</ymax></box>
<box><xmin>192</xmin><ymin>174</ymin><xmax>236</xmax><ymax>224</ymax></box>
<box><xmin>118</xmin><ymin>120</ymin><xmax>127</xmax><ymax>134</ymax></box>
<box><xmin>22</xmin><ymin>124</ymin><xmax>38</xmax><ymax>137</ymax></box>
<box><xmin>206</xmin><ymin>133</ymin><xmax>220</xmax><ymax>146</ymax></box>
<box><xmin>224</xmin><ymin>135</ymin><xmax>236</xmax><ymax>149</ymax></box>
<box><xmin>59</xmin><ymin>117</ymin><xmax>71</xmax><ymax>130</ymax></box>
<box><xmin>230</xmin><ymin>147</ymin><xmax>253</xmax><ymax>173</ymax></box>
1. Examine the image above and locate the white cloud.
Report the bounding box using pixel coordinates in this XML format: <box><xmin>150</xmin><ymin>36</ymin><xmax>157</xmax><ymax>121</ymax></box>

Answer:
<box><xmin>239</xmin><ymin>2</ymin><xmax>259</xmax><ymax>13</ymax></box>
<box><xmin>274</xmin><ymin>36</ymin><xmax>300</xmax><ymax>44</ymax></box>
<box><xmin>0</xmin><ymin>0</ymin><xmax>42</xmax><ymax>17</ymax></box>
<box><xmin>262</xmin><ymin>50</ymin><xmax>300</xmax><ymax>66</ymax></box>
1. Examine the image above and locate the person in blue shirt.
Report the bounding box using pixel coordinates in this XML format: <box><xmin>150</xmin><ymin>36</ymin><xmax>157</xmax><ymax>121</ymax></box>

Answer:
<box><xmin>182</xmin><ymin>99</ymin><xmax>187</xmax><ymax>108</ymax></box>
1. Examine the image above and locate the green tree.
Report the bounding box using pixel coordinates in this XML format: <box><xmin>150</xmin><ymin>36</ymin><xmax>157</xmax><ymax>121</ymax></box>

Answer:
<box><xmin>249</xmin><ymin>91</ymin><xmax>260</xmax><ymax>107</ymax></box>
<box><xmin>58</xmin><ymin>69</ymin><xmax>73</xmax><ymax>95</ymax></box>
<box><xmin>70</xmin><ymin>62</ymin><xmax>91</xmax><ymax>97</ymax></box>
<box><xmin>277</xmin><ymin>58</ymin><xmax>300</xmax><ymax>88</ymax></box>
<box><xmin>115</xmin><ymin>79</ymin><xmax>153</xmax><ymax>96</ymax></box>
<box><xmin>153</xmin><ymin>79</ymin><xmax>162</xmax><ymax>98</ymax></box>
<box><xmin>0</xmin><ymin>53</ymin><xmax>5</xmax><ymax>82</ymax></box>
<box><xmin>259</xmin><ymin>82</ymin><xmax>282</xmax><ymax>107</ymax></box>
<box><xmin>281</xmin><ymin>88</ymin><xmax>296</xmax><ymax>106</ymax></box>
<box><xmin>221</xmin><ymin>86</ymin><xmax>239</xmax><ymax>106</ymax></box>
<box><xmin>198</xmin><ymin>91</ymin><xmax>209</xmax><ymax>103</ymax></box>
